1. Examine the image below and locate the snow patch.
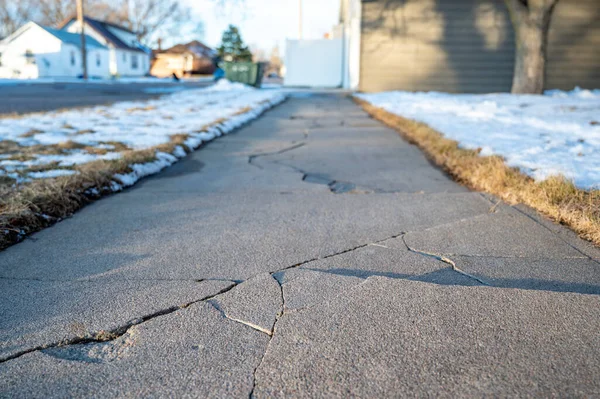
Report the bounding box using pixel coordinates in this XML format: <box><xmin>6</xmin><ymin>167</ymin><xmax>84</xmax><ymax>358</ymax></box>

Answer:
<box><xmin>357</xmin><ymin>88</ymin><xmax>600</xmax><ymax>189</ymax></box>
<box><xmin>28</xmin><ymin>169</ymin><xmax>78</xmax><ymax>179</ymax></box>
<box><xmin>109</xmin><ymin>92</ymin><xmax>286</xmax><ymax>191</ymax></box>
<box><xmin>1</xmin><ymin>83</ymin><xmax>285</xmax><ymax>184</ymax></box>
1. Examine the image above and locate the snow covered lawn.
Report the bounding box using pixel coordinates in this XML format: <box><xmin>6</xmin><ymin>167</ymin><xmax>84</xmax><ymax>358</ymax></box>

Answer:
<box><xmin>0</xmin><ymin>80</ymin><xmax>285</xmax><ymax>249</ymax></box>
<box><xmin>0</xmin><ymin>80</ymin><xmax>285</xmax><ymax>186</ymax></box>
<box><xmin>356</xmin><ymin>89</ymin><xmax>600</xmax><ymax>189</ymax></box>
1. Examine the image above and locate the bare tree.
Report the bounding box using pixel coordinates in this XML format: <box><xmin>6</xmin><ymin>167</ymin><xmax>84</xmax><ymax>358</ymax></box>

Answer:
<box><xmin>505</xmin><ymin>0</ymin><xmax>560</xmax><ymax>94</ymax></box>
<box><xmin>268</xmin><ymin>45</ymin><xmax>282</xmax><ymax>75</ymax></box>
<box><xmin>1</xmin><ymin>0</ymin><xmax>194</xmax><ymax>47</ymax></box>
<box><xmin>101</xmin><ymin>0</ymin><xmax>192</xmax><ymax>46</ymax></box>
<box><xmin>36</xmin><ymin>0</ymin><xmax>78</xmax><ymax>26</ymax></box>
<box><xmin>0</xmin><ymin>0</ymin><xmax>34</xmax><ymax>38</ymax></box>
<box><xmin>210</xmin><ymin>0</ymin><xmax>250</xmax><ymax>19</ymax></box>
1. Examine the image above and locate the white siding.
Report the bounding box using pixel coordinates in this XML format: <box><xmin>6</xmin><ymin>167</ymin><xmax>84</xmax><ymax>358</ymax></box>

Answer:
<box><xmin>0</xmin><ymin>24</ymin><xmax>62</xmax><ymax>78</ymax></box>
<box><xmin>106</xmin><ymin>26</ymin><xmax>137</xmax><ymax>48</ymax></box>
<box><xmin>284</xmin><ymin>39</ymin><xmax>343</xmax><ymax>87</ymax></box>
<box><xmin>0</xmin><ymin>23</ymin><xmax>111</xmax><ymax>79</ymax></box>
<box><xmin>85</xmin><ymin>47</ymin><xmax>111</xmax><ymax>79</ymax></box>
<box><xmin>64</xmin><ymin>20</ymin><xmax>150</xmax><ymax>77</ymax></box>
<box><xmin>113</xmin><ymin>49</ymin><xmax>150</xmax><ymax>77</ymax></box>
<box><xmin>340</xmin><ymin>0</ymin><xmax>361</xmax><ymax>90</ymax></box>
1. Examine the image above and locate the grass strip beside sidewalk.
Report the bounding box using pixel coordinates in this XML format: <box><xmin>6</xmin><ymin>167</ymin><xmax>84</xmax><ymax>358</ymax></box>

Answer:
<box><xmin>354</xmin><ymin>97</ymin><xmax>600</xmax><ymax>247</ymax></box>
<box><xmin>0</xmin><ymin>97</ymin><xmax>285</xmax><ymax>251</ymax></box>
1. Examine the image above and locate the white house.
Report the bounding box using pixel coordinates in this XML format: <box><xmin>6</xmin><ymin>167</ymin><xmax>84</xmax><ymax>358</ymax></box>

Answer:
<box><xmin>0</xmin><ymin>22</ymin><xmax>109</xmax><ymax>79</ymax></box>
<box><xmin>60</xmin><ymin>16</ymin><xmax>150</xmax><ymax>77</ymax></box>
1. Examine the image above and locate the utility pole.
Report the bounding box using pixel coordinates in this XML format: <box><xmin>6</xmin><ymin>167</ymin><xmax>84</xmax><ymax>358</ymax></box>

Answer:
<box><xmin>298</xmin><ymin>0</ymin><xmax>303</xmax><ymax>39</ymax></box>
<box><xmin>76</xmin><ymin>0</ymin><xmax>88</xmax><ymax>79</ymax></box>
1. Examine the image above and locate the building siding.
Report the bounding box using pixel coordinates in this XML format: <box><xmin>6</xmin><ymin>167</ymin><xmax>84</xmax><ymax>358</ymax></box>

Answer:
<box><xmin>359</xmin><ymin>0</ymin><xmax>600</xmax><ymax>93</ymax></box>
<box><xmin>546</xmin><ymin>0</ymin><xmax>600</xmax><ymax>90</ymax></box>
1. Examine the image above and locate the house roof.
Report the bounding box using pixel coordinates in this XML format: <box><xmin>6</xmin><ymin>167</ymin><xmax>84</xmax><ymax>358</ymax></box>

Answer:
<box><xmin>40</xmin><ymin>25</ymin><xmax>106</xmax><ymax>49</ymax></box>
<box><xmin>156</xmin><ymin>40</ymin><xmax>216</xmax><ymax>59</ymax></box>
<box><xmin>59</xmin><ymin>16</ymin><xmax>147</xmax><ymax>53</ymax></box>
<box><xmin>0</xmin><ymin>22</ymin><xmax>105</xmax><ymax>49</ymax></box>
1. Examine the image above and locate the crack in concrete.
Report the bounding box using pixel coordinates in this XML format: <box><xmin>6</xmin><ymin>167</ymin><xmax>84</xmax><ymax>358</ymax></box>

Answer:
<box><xmin>401</xmin><ymin>235</ymin><xmax>490</xmax><ymax>286</ymax></box>
<box><xmin>439</xmin><ymin>253</ymin><xmax>588</xmax><ymax>260</ymax></box>
<box><xmin>478</xmin><ymin>192</ymin><xmax>598</xmax><ymax>263</ymax></box>
<box><xmin>0</xmin><ymin>276</ymin><xmax>235</xmax><ymax>283</ymax></box>
<box><xmin>0</xmin><ymin>281</ymin><xmax>239</xmax><ymax>364</ymax></box>
<box><xmin>302</xmin><ymin>173</ymin><xmax>357</xmax><ymax>194</ymax></box>
<box><xmin>272</xmin><ymin>233</ymin><xmax>405</xmax><ymax>280</ymax></box>
<box><xmin>254</xmin><ymin>156</ymin><xmax>366</xmax><ymax>195</ymax></box>
<box><xmin>249</xmin><ymin>275</ymin><xmax>285</xmax><ymax>398</ymax></box>
<box><xmin>511</xmin><ymin>205</ymin><xmax>600</xmax><ymax>265</ymax></box>
<box><xmin>207</xmin><ymin>300</ymin><xmax>273</xmax><ymax>336</ymax></box>
<box><xmin>247</xmin><ymin>142</ymin><xmax>307</xmax><ymax>169</ymax></box>
<box><xmin>0</xmin><ymin>234</ymin><xmax>403</xmax><ymax>365</ymax></box>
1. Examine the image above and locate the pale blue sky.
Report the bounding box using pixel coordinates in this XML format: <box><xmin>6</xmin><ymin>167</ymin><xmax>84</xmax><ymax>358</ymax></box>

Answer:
<box><xmin>182</xmin><ymin>0</ymin><xmax>341</xmax><ymax>54</ymax></box>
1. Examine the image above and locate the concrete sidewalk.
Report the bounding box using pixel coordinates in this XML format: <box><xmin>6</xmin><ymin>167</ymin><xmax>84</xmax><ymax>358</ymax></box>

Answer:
<box><xmin>1</xmin><ymin>93</ymin><xmax>599</xmax><ymax>397</ymax></box>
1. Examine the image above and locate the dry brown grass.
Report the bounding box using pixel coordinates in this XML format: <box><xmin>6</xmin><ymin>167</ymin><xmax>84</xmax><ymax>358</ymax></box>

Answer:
<box><xmin>0</xmin><ymin>99</ymin><xmax>281</xmax><ymax>251</ymax></box>
<box><xmin>355</xmin><ymin>97</ymin><xmax>600</xmax><ymax>247</ymax></box>
<box><xmin>0</xmin><ymin>148</ymin><xmax>158</xmax><ymax>250</ymax></box>
<box><xmin>20</xmin><ymin>129</ymin><xmax>45</xmax><ymax>138</ymax></box>
<box><xmin>126</xmin><ymin>105</ymin><xmax>157</xmax><ymax>113</ymax></box>
<box><xmin>74</xmin><ymin>129</ymin><xmax>96</xmax><ymax>135</ymax></box>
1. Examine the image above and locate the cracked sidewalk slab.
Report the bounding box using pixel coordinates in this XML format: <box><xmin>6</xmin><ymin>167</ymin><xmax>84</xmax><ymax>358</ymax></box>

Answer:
<box><xmin>3</xmin><ymin>94</ymin><xmax>599</xmax><ymax>397</ymax></box>
<box><xmin>209</xmin><ymin>273</ymin><xmax>282</xmax><ymax>335</ymax></box>
<box><xmin>252</xmin><ymin>277</ymin><xmax>600</xmax><ymax>398</ymax></box>
<box><xmin>275</xmin><ymin>237</ymin><xmax>443</xmax><ymax>283</ymax></box>
<box><xmin>0</xmin><ymin>279</ymin><xmax>234</xmax><ymax>361</ymax></box>
<box><xmin>404</xmin><ymin>209</ymin><xmax>586</xmax><ymax>259</ymax></box>
<box><xmin>478</xmin><ymin>192</ymin><xmax>600</xmax><ymax>261</ymax></box>
<box><xmin>274</xmin><ymin>236</ymin><xmax>482</xmax><ymax>312</ymax></box>
<box><xmin>251</xmin><ymin>124</ymin><xmax>466</xmax><ymax>194</ymax></box>
<box><xmin>450</xmin><ymin>255</ymin><xmax>600</xmax><ymax>295</ymax></box>
<box><xmin>247</xmin><ymin>142</ymin><xmax>307</xmax><ymax>169</ymax></box>
<box><xmin>0</xmin><ymin>301</ymin><xmax>270</xmax><ymax>398</ymax></box>
<box><xmin>0</xmin><ymin>192</ymin><xmax>494</xmax><ymax>282</ymax></box>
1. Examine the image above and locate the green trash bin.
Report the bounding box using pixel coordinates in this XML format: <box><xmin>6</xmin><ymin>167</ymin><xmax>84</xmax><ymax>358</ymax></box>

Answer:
<box><xmin>221</xmin><ymin>62</ymin><xmax>265</xmax><ymax>88</ymax></box>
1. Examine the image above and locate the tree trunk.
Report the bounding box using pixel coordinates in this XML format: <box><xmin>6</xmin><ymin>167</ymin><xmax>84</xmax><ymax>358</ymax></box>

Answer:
<box><xmin>505</xmin><ymin>0</ymin><xmax>559</xmax><ymax>94</ymax></box>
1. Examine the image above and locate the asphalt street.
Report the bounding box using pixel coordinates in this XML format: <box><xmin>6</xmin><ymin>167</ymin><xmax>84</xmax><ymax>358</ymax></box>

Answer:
<box><xmin>0</xmin><ymin>93</ymin><xmax>599</xmax><ymax>397</ymax></box>
<box><xmin>0</xmin><ymin>80</ymin><xmax>212</xmax><ymax>115</ymax></box>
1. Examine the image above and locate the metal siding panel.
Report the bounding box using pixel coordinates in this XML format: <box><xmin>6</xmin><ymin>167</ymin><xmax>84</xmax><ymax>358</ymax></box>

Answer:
<box><xmin>546</xmin><ymin>0</ymin><xmax>600</xmax><ymax>90</ymax></box>
<box><xmin>360</xmin><ymin>0</ymin><xmax>515</xmax><ymax>93</ymax></box>
<box><xmin>360</xmin><ymin>0</ymin><xmax>600</xmax><ymax>92</ymax></box>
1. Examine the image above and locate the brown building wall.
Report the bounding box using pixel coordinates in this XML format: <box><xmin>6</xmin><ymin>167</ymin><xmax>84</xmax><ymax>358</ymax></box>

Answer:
<box><xmin>151</xmin><ymin>54</ymin><xmax>215</xmax><ymax>78</ymax></box>
<box><xmin>150</xmin><ymin>55</ymin><xmax>185</xmax><ymax>78</ymax></box>
<box><xmin>546</xmin><ymin>0</ymin><xmax>600</xmax><ymax>90</ymax></box>
<box><xmin>359</xmin><ymin>0</ymin><xmax>600</xmax><ymax>93</ymax></box>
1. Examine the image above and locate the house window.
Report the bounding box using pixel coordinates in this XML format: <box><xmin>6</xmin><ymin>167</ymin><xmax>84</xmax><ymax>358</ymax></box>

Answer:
<box><xmin>123</xmin><ymin>52</ymin><xmax>127</xmax><ymax>62</ymax></box>
<box><xmin>131</xmin><ymin>54</ymin><xmax>138</xmax><ymax>69</ymax></box>
<box><xmin>96</xmin><ymin>53</ymin><xmax>101</xmax><ymax>67</ymax></box>
<box><xmin>70</xmin><ymin>50</ymin><xmax>76</xmax><ymax>66</ymax></box>
<box><xmin>25</xmin><ymin>50</ymin><xmax>35</xmax><ymax>65</ymax></box>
